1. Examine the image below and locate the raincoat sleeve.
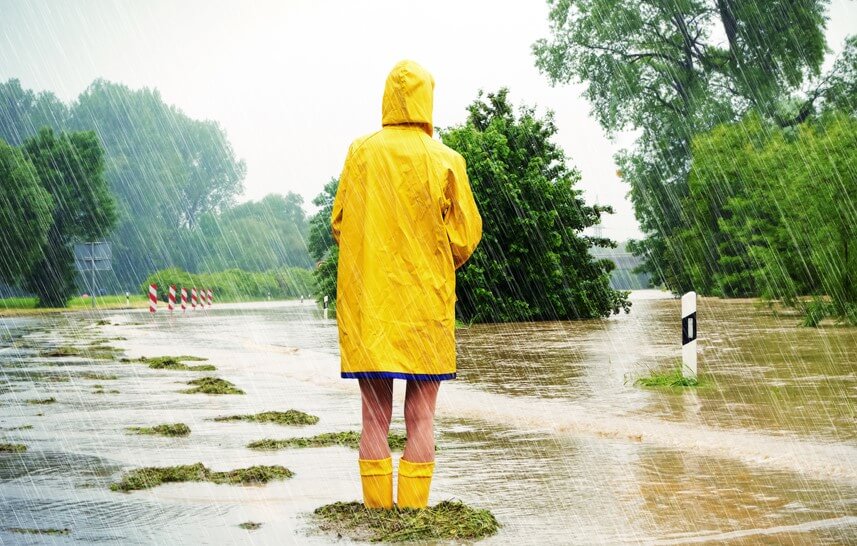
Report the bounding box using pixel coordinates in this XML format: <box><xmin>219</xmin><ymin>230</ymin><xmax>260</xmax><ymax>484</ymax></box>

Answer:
<box><xmin>331</xmin><ymin>145</ymin><xmax>353</xmax><ymax>246</ymax></box>
<box><xmin>444</xmin><ymin>154</ymin><xmax>482</xmax><ymax>269</ymax></box>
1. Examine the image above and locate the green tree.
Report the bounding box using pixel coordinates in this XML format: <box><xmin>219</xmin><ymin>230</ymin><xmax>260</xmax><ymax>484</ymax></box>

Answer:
<box><xmin>21</xmin><ymin>128</ymin><xmax>117</xmax><ymax>306</ymax></box>
<box><xmin>533</xmin><ymin>0</ymin><xmax>834</xmax><ymax>292</ymax></box>
<box><xmin>307</xmin><ymin>178</ymin><xmax>339</xmax><ymax>307</ymax></box>
<box><xmin>0</xmin><ymin>139</ymin><xmax>53</xmax><ymax>283</ymax></box>
<box><xmin>684</xmin><ymin>111</ymin><xmax>856</xmax><ymax>320</ymax></box>
<box><xmin>197</xmin><ymin>192</ymin><xmax>312</xmax><ymax>271</ymax></box>
<box><xmin>0</xmin><ymin>79</ymin><xmax>68</xmax><ymax>146</ymax></box>
<box><xmin>69</xmin><ymin>80</ymin><xmax>246</xmax><ymax>284</ymax></box>
<box><xmin>441</xmin><ymin>89</ymin><xmax>629</xmax><ymax>322</ymax></box>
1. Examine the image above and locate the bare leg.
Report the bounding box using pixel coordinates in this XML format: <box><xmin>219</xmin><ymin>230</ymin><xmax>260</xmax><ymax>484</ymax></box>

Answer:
<box><xmin>403</xmin><ymin>380</ymin><xmax>440</xmax><ymax>462</ymax></box>
<box><xmin>359</xmin><ymin>378</ymin><xmax>393</xmax><ymax>460</ymax></box>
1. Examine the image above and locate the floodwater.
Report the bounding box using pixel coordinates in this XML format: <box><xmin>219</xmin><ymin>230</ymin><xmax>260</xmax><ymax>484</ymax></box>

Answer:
<box><xmin>0</xmin><ymin>291</ymin><xmax>855</xmax><ymax>544</ymax></box>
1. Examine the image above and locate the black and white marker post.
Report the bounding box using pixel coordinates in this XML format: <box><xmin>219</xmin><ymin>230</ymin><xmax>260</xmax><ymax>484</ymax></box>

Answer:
<box><xmin>323</xmin><ymin>295</ymin><xmax>329</xmax><ymax>320</ymax></box>
<box><xmin>681</xmin><ymin>291</ymin><xmax>697</xmax><ymax>380</ymax></box>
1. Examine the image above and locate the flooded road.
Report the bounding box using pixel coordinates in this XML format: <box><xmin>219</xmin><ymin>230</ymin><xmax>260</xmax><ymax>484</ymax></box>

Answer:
<box><xmin>1</xmin><ymin>291</ymin><xmax>855</xmax><ymax>544</ymax></box>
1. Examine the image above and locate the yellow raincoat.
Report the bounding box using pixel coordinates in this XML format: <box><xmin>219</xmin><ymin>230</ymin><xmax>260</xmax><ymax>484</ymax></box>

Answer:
<box><xmin>332</xmin><ymin>60</ymin><xmax>482</xmax><ymax>381</ymax></box>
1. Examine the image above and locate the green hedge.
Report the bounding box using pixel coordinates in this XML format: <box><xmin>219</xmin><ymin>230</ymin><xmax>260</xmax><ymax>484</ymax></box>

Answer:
<box><xmin>141</xmin><ymin>267</ymin><xmax>313</xmax><ymax>302</ymax></box>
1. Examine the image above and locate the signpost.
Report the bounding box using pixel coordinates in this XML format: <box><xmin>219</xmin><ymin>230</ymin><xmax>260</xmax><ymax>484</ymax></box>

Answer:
<box><xmin>681</xmin><ymin>291</ymin><xmax>697</xmax><ymax>380</ymax></box>
<box><xmin>74</xmin><ymin>242</ymin><xmax>111</xmax><ymax>309</ymax></box>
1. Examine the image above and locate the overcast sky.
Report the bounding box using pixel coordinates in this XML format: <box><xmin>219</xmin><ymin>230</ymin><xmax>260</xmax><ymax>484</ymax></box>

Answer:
<box><xmin>1</xmin><ymin>1</ymin><xmax>854</xmax><ymax>241</ymax></box>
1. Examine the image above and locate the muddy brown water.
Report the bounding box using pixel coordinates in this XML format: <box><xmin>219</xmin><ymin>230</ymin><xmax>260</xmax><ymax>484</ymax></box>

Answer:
<box><xmin>0</xmin><ymin>292</ymin><xmax>854</xmax><ymax>544</ymax></box>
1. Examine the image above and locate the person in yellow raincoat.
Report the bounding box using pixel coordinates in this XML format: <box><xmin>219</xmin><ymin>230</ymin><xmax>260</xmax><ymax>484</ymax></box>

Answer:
<box><xmin>331</xmin><ymin>60</ymin><xmax>482</xmax><ymax>510</ymax></box>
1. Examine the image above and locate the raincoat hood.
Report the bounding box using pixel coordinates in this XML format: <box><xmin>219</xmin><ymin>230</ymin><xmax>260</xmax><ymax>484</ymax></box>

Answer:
<box><xmin>381</xmin><ymin>60</ymin><xmax>434</xmax><ymax>136</ymax></box>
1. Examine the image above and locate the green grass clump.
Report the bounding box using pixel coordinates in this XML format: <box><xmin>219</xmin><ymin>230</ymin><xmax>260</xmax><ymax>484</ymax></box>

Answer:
<box><xmin>41</xmin><ymin>345</ymin><xmax>120</xmax><ymax>360</ymax></box>
<box><xmin>110</xmin><ymin>462</ymin><xmax>293</xmax><ymax>492</ymax></box>
<box><xmin>313</xmin><ymin>500</ymin><xmax>499</xmax><ymax>542</ymax></box>
<box><xmin>80</xmin><ymin>372</ymin><xmax>118</xmax><ymax>381</ymax></box>
<box><xmin>93</xmin><ymin>388</ymin><xmax>120</xmax><ymax>394</ymax></box>
<box><xmin>7</xmin><ymin>527</ymin><xmax>70</xmax><ymax>535</ymax></box>
<box><xmin>248</xmin><ymin>431</ymin><xmax>407</xmax><ymax>451</ymax></box>
<box><xmin>181</xmin><ymin>377</ymin><xmax>244</xmax><ymax>395</ymax></box>
<box><xmin>238</xmin><ymin>521</ymin><xmax>262</xmax><ymax>530</ymax></box>
<box><xmin>635</xmin><ymin>367</ymin><xmax>699</xmax><ymax>388</ymax></box>
<box><xmin>138</xmin><ymin>356</ymin><xmax>216</xmax><ymax>371</ymax></box>
<box><xmin>0</xmin><ymin>443</ymin><xmax>27</xmax><ymax>453</ymax></box>
<box><xmin>126</xmin><ymin>423</ymin><xmax>191</xmax><ymax>437</ymax></box>
<box><xmin>26</xmin><ymin>397</ymin><xmax>56</xmax><ymax>404</ymax></box>
<box><xmin>0</xmin><ymin>425</ymin><xmax>33</xmax><ymax>431</ymax></box>
<box><xmin>213</xmin><ymin>410</ymin><xmax>319</xmax><ymax>426</ymax></box>
<box><xmin>40</xmin><ymin>346</ymin><xmax>83</xmax><ymax>357</ymax></box>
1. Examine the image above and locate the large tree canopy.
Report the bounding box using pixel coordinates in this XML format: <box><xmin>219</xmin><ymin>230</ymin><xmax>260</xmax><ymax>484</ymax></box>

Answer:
<box><xmin>0</xmin><ymin>139</ymin><xmax>53</xmax><ymax>284</ymax></box>
<box><xmin>533</xmin><ymin>0</ymin><xmax>838</xmax><ymax>291</ymax></box>
<box><xmin>441</xmin><ymin>89</ymin><xmax>629</xmax><ymax>322</ymax></box>
<box><xmin>69</xmin><ymin>80</ymin><xmax>247</xmax><ymax>284</ymax></box>
<box><xmin>21</xmin><ymin>128</ymin><xmax>117</xmax><ymax>306</ymax></box>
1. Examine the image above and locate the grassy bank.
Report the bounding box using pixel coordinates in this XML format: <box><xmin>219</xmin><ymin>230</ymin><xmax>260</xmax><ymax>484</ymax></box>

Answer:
<box><xmin>0</xmin><ymin>294</ymin><xmax>307</xmax><ymax>316</ymax></box>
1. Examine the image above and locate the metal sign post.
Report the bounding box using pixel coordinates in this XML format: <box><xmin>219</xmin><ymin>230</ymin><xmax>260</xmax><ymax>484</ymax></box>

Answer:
<box><xmin>74</xmin><ymin>242</ymin><xmax>111</xmax><ymax>309</ymax></box>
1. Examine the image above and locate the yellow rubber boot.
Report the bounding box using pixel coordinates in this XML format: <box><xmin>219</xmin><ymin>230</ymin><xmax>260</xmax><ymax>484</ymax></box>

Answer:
<box><xmin>359</xmin><ymin>457</ymin><xmax>393</xmax><ymax>509</ymax></box>
<box><xmin>397</xmin><ymin>459</ymin><xmax>435</xmax><ymax>509</ymax></box>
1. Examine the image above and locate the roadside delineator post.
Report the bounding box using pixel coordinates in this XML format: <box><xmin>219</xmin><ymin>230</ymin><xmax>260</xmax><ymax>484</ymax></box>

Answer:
<box><xmin>168</xmin><ymin>285</ymin><xmax>176</xmax><ymax>313</ymax></box>
<box><xmin>323</xmin><ymin>295</ymin><xmax>329</xmax><ymax>319</ymax></box>
<box><xmin>181</xmin><ymin>288</ymin><xmax>187</xmax><ymax>313</ymax></box>
<box><xmin>681</xmin><ymin>291</ymin><xmax>697</xmax><ymax>380</ymax></box>
<box><xmin>149</xmin><ymin>284</ymin><xmax>157</xmax><ymax>314</ymax></box>
<box><xmin>191</xmin><ymin>288</ymin><xmax>197</xmax><ymax>310</ymax></box>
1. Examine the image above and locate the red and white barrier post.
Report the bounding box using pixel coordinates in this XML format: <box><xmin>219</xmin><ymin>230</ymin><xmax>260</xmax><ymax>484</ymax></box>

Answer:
<box><xmin>148</xmin><ymin>284</ymin><xmax>157</xmax><ymax>314</ymax></box>
<box><xmin>207</xmin><ymin>289</ymin><xmax>213</xmax><ymax>307</ymax></box>
<box><xmin>198</xmin><ymin>288</ymin><xmax>206</xmax><ymax>310</ymax></box>
<box><xmin>191</xmin><ymin>288</ymin><xmax>197</xmax><ymax>310</ymax></box>
<box><xmin>181</xmin><ymin>287</ymin><xmax>187</xmax><ymax>313</ymax></box>
<box><xmin>168</xmin><ymin>285</ymin><xmax>176</xmax><ymax>313</ymax></box>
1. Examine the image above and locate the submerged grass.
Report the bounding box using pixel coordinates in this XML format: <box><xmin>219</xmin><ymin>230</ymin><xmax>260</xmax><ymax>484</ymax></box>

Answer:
<box><xmin>213</xmin><ymin>410</ymin><xmax>319</xmax><ymax>426</ymax></box>
<box><xmin>40</xmin><ymin>345</ymin><xmax>120</xmax><ymax>360</ymax></box>
<box><xmin>238</xmin><ymin>522</ymin><xmax>262</xmax><ymax>530</ymax></box>
<box><xmin>80</xmin><ymin>372</ymin><xmax>118</xmax><ymax>381</ymax></box>
<box><xmin>313</xmin><ymin>500</ymin><xmax>500</xmax><ymax>542</ymax></box>
<box><xmin>134</xmin><ymin>356</ymin><xmax>216</xmax><ymax>372</ymax></box>
<box><xmin>7</xmin><ymin>527</ymin><xmax>71</xmax><ymax>535</ymax></box>
<box><xmin>635</xmin><ymin>367</ymin><xmax>700</xmax><ymax>388</ymax></box>
<box><xmin>26</xmin><ymin>397</ymin><xmax>56</xmax><ymax>404</ymax></box>
<box><xmin>126</xmin><ymin>423</ymin><xmax>191</xmax><ymax>437</ymax></box>
<box><xmin>0</xmin><ymin>443</ymin><xmax>27</xmax><ymax>453</ymax></box>
<box><xmin>181</xmin><ymin>377</ymin><xmax>244</xmax><ymax>395</ymax></box>
<box><xmin>110</xmin><ymin>462</ymin><xmax>293</xmax><ymax>492</ymax></box>
<box><xmin>248</xmin><ymin>431</ymin><xmax>407</xmax><ymax>451</ymax></box>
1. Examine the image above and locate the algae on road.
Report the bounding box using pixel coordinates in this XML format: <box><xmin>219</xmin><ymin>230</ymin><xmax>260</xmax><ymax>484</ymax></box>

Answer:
<box><xmin>126</xmin><ymin>423</ymin><xmax>191</xmax><ymax>437</ymax></box>
<box><xmin>180</xmin><ymin>377</ymin><xmax>244</xmax><ymax>395</ymax></box>
<box><xmin>7</xmin><ymin>527</ymin><xmax>71</xmax><ymax>536</ymax></box>
<box><xmin>213</xmin><ymin>410</ymin><xmax>319</xmax><ymax>426</ymax></box>
<box><xmin>135</xmin><ymin>355</ymin><xmax>216</xmax><ymax>371</ymax></box>
<box><xmin>0</xmin><ymin>443</ymin><xmax>27</xmax><ymax>453</ymax></box>
<box><xmin>110</xmin><ymin>462</ymin><xmax>293</xmax><ymax>492</ymax></box>
<box><xmin>248</xmin><ymin>431</ymin><xmax>407</xmax><ymax>451</ymax></box>
<box><xmin>313</xmin><ymin>500</ymin><xmax>499</xmax><ymax>542</ymax></box>
<box><xmin>25</xmin><ymin>397</ymin><xmax>56</xmax><ymax>404</ymax></box>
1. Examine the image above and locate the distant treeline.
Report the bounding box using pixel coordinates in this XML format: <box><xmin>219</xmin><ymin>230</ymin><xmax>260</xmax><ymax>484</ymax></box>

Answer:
<box><xmin>0</xmin><ymin>79</ymin><xmax>312</xmax><ymax>301</ymax></box>
<box><xmin>142</xmin><ymin>267</ymin><xmax>313</xmax><ymax>302</ymax></box>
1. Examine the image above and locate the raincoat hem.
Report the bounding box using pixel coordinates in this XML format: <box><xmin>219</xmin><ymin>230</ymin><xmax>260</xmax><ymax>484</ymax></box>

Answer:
<box><xmin>341</xmin><ymin>372</ymin><xmax>456</xmax><ymax>381</ymax></box>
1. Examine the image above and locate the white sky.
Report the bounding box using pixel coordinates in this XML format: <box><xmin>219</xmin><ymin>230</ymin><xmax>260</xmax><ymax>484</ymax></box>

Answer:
<box><xmin>1</xmin><ymin>0</ymin><xmax>854</xmax><ymax>241</ymax></box>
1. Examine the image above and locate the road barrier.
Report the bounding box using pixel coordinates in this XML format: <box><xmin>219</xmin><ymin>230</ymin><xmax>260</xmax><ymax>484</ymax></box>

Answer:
<box><xmin>149</xmin><ymin>284</ymin><xmax>157</xmax><ymax>313</ymax></box>
<box><xmin>168</xmin><ymin>285</ymin><xmax>176</xmax><ymax>312</ymax></box>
